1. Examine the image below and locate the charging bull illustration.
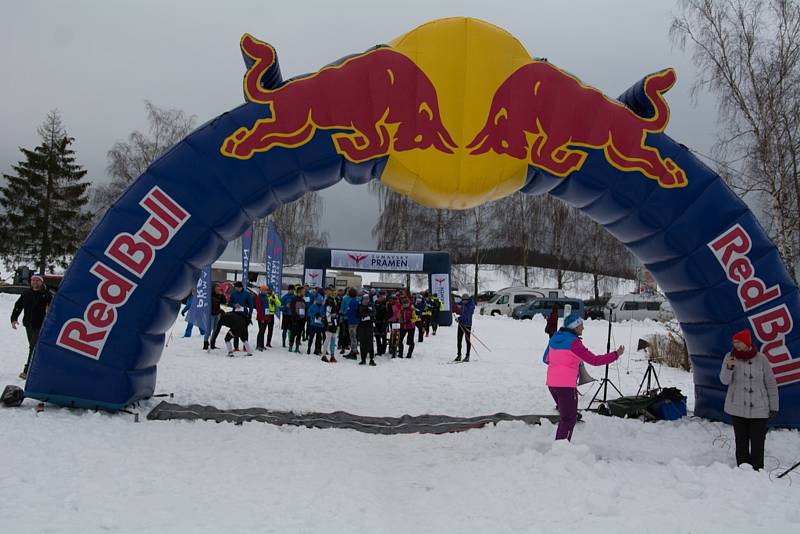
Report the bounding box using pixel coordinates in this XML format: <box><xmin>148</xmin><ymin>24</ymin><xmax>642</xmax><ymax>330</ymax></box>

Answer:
<box><xmin>222</xmin><ymin>34</ymin><xmax>458</xmax><ymax>163</ymax></box>
<box><xmin>467</xmin><ymin>63</ymin><xmax>687</xmax><ymax>188</ymax></box>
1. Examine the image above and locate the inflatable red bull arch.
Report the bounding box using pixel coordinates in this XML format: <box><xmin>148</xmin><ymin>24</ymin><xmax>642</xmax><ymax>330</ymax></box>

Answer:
<box><xmin>26</xmin><ymin>18</ymin><xmax>800</xmax><ymax>426</ymax></box>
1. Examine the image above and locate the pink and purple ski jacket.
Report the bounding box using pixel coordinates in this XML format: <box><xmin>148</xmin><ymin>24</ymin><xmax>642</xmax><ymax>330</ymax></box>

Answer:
<box><xmin>543</xmin><ymin>329</ymin><xmax>619</xmax><ymax>388</ymax></box>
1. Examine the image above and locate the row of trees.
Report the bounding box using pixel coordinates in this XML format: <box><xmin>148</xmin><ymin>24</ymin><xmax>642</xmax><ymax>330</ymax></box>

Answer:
<box><xmin>3</xmin><ymin>1</ymin><xmax>799</xmax><ymax>282</ymax></box>
<box><xmin>369</xmin><ymin>182</ymin><xmax>635</xmax><ymax>299</ymax></box>
<box><xmin>0</xmin><ymin>103</ymin><xmax>329</xmax><ymax>276</ymax></box>
<box><xmin>671</xmin><ymin>0</ymin><xmax>800</xmax><ymax>282</ymax></box>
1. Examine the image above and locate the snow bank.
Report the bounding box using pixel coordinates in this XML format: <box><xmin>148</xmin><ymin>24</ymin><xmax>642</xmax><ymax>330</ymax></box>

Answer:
<box><xmin>1</xmin><ymin>293</ymin><xmax>798</xmax><ymax>532</ymax></box>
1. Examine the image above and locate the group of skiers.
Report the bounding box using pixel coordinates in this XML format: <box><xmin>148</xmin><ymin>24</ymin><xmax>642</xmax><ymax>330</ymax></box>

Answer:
<box><xmin>192</xmin><ymin>281</ymin><xmax>479</xmax><ymax>366</ymax></box>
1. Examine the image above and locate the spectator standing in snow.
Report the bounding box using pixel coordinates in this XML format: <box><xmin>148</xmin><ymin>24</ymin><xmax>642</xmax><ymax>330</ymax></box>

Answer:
<box><xmin>543</xmin><ymin>313</ymin><xmax>623</xmax><ymax>441</ymax></box>
<box><xmin>322</xmin><ymin>289</ymin><xmax>339</xmax><ymax>363</ymax></box>
<box><xmin>206</xmin><ymin>283</ymin><xmax>227</xmax><ymax>350</ymax></box>
<box><xmin>719</xmin><ymin>329</ymin><xmax>779</xmax><ymax>470</ymax></box>
<box><xmin>10</xmin><ymin>274</ymin><xmax>52</xmax><ymax>380</ymax></box>
<box><xmin>373</xmin><ymin>292</ymin><xmax>389</xmax><ymax>356</ymax></box>
<box><xmin>280</xmin><ymin>284</ymin><xmax>295</xmax><ymax>348</ymax></box>
<box><xmin>545</xmin><ymin>304</ymin><xmax>559</xmax><ymax>339</ymax></box>
<box><xmin>288</xmin><ymin>286</ymin><xmax>307</xmax><ymax>353</ymax></box>
<box><xmin>306</xmin><ymin>295</ymin><xmax>325</xmax><ymax>355</ymax></box>
<box><xmin>393</xmin><ymin>297</ymin><xmax>417</xmax><ymax>358</ymax></box>
<box><xmin>228</xmin><ymin>281</ymin><xmax>253</xmax><ymax>350</ymax></box>
<box><xmin>255</xmin><ymin>284</ymin><xmax>281</xmax><ymax>350</ymax></box>
<box><xmin>345</xmin><ymin>288</ymin><xmax>360</xmax><ymax>360</ymax></box>
<box><xmin>454</xmin><ymin>293</ymin><xmax>476</xmax><ymax>362</ymax></box>
<box><xmin>357</xmin><ymin>294</ymin><xmax>376</xmax><ymax>366</ymax></box>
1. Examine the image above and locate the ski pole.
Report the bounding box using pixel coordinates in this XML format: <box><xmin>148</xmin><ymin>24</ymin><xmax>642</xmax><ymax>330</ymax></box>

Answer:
<box><xmin>459</xmin><ymin>321</ymin><xmax>491</xmax><ymax>352</ymax></box>
<box><xmin>777</xmin><ymin>459</ymin><xmax>800</xmax><ymax>479</ymax></box>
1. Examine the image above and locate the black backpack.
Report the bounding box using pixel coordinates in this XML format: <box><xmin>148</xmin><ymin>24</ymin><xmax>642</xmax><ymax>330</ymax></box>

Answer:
<box><xmin>1</xmin><ymin>385</ymin><xmax>25</xmax><ymax>407</ymax></box>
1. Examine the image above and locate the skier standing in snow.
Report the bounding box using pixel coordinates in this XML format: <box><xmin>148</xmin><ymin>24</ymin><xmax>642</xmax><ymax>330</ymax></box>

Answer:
<box><xmin>280</xmin><ymin>284</ymin><xmax>295</xmax><ymax>348</ymax></box>
<box><xmin>454</xmin><ymin>293</ymin><xmax>475</xmax><ymax>362</ymax></box>
<box><xmin>357</xmin><ymin>294</ymin><xmax>376</xmax><ymax>366</ymax></box>
<box><xmin>10</xmin><ymin>274</ymin><xmax>52</xmax><ymax>380</ymax></box>
<box><xmin>373</xmin><ymin>292</ymin><xmax>389</xmax><ymax>356</ymax></box>
<box><xmin>543</xmin><ymin>313</ymin><xmax>623</xmax><ymax>441</ymax></box>
<box><xmin>306</xmin><ymin>295</ymin><xmax>325</xmax><ymax>355</ymax></box>
<box><xmin>719</xmin><ymin>329</ymin><xmax>779</xmax><ymax>470</ymax></box>
<box><xmin>288</xmin><ymin>286</ymin><xmax>307</xmax><ymax>353</ymax></box>
<box><xmin>255</xmin><ymin>284</ymin><xmax>281</xmax><ymax>350</ymax></box>
<box><xmin>228</xmin><ymin>281</ymin><xmax>253</xmax><ymax>351</ymax></box>
<box><xmin>393</xmin><ymin>297</ymin><xmax>417</xmax><ymax>358</ymax></box>
<box><xmin>345</xmin><ymin>288</ymin><xmax>360</xmax><ymax>360</ymax></box>
<box><xmin>206</xmin><ymin>283</ymin><xmax>227</xmax><ymax>350</ymax></box>
<box><xmin>322</xmin><ymin>289</ymin><xmax>339</xmax><ymax>363</ymax></box>
<box><xmin>429</xmin><ymin>294</ymin><xmax>442</xmax><ymax>335</ymax></box>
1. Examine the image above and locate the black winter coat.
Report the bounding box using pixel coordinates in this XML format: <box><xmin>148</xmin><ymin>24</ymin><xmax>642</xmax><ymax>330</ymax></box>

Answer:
<box><xmin>11</xmin><ymin>288</ymin><xmax>52</xmax><ymax>329</ymax></box>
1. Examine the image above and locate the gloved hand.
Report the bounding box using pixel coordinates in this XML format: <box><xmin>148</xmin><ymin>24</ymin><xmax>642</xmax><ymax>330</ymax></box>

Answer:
<box><xmin>769</xmin><ymin>410</ymin><xmax>778</xmax><ymax>418</ymax></box>
<box><xmin>247</xmin><ymin>318</ymin><xmax>252</xmax><ymax>325</ymax></box>
<box><xmin>181</xmin><ymin>310</ymin><xmax>187</xmax><ymax>317</ymax></box>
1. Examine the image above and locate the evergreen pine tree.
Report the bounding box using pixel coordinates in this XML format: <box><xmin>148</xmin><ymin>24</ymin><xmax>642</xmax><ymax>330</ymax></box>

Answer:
<box><xmin>0</xmin><ymin>110</ymin><xmax>92</xmax><ymax>274</ymax></box>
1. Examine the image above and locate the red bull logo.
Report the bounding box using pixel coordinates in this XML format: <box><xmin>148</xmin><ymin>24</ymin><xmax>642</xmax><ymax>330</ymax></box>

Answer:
<box><xmin>221</xmin><ymin>34</ymin><xmax>457</xmax><ymax>163</ymax></box>
<box><xmin>220</xmin><ymin>19</ymin><xmax>688</xmax><ymax>208</ymax></box>
<box><xmin>467</xmin><ymin>64</ymin><xmax>687</xmax><ymax>188</ymax></box>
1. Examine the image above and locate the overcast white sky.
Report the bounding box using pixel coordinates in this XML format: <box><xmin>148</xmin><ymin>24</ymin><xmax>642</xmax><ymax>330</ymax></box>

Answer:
<box><xmin>1</xmin><ymin>0</ymin><xmax>719</xmax><ymax>249</ymax></box>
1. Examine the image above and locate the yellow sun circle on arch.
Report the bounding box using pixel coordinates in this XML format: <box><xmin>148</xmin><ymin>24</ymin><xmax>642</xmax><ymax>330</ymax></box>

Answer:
<box><xmin>382</xmin><ymin>17</ymin><xmax>534</xmax><ymax>209</ymax></box>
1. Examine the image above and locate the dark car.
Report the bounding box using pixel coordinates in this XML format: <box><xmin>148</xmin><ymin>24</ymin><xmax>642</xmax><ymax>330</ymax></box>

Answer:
<box><xmin>512</xmin><ymin>298</ymin><xmax>584</xmax><ymax>320</ymax></box>
<box><xmin>475</xmin><ymin>290</ymin><xmax>496</xmax><ymax>303</ymax></box>
<box><xmin>584</xmin><ymin>297</ymin><xmax>610</xmax><ymax>320</ymax></box>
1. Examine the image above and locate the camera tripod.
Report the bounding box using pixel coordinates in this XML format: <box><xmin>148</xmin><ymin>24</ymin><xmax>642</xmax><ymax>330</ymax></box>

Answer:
<box><xmin>586</xmin><ymin>309</ymin><xmax>622</xmax><ymax>413</ymax></box>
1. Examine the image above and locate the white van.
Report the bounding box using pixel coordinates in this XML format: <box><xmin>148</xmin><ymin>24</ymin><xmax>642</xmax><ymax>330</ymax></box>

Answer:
<box><xmin>479</xmin><ymin>287</ymin><xmax>565</xmax><ymax>316</ymax></box>
<box><xmin>603</xmin><ymin>294</ymin><xmax>675</xmax><ymax>322</ymax></box>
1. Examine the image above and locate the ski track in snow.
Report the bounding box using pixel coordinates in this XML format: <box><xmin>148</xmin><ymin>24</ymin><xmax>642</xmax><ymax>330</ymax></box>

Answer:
<box><xmin>0</xmin><ymin>293</ymin><xmax>798</xmax><ymax>533</ymax></box>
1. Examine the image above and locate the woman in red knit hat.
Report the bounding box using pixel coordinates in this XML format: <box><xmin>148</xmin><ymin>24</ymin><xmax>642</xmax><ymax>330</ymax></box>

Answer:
<box><xmin>719</xmin><ymin>329</ymin><xmax>779</xmax><ymax>470</ymax></box>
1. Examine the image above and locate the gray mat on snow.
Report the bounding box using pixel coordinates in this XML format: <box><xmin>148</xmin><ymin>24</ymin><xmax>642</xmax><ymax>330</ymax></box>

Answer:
<box><xmin>146</xmin><ymin>401</ymin><xmax>559</xmax><ymax>434</ymax></box>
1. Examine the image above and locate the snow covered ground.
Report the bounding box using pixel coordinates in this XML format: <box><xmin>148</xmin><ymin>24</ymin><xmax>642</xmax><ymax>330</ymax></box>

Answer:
<box><xmin>1</xmin><ymin>292</ymin><xmax>799</xmax><ymax>533</ymax></box>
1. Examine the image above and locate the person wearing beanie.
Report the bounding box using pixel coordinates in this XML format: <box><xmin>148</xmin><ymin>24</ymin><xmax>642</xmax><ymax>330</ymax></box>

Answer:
<box><xmin>255</xmin><ymin>284</ymin><xmax>281</xmax><ymax>350</ymax></box>
<box><xmin>454</xmin><ymin>293</ymin><xmax>476</xmax><ymax>362</ymax></box>
<box><xmin>10</xmin><ymin>274</ymin><xmax>52</xmax><ymax>380</ymax></box>
<box><xmin>306</xmin><ymin>295</ymin><xmax>326</xmax><ymax>355</ymax></box>
<box><xmin>542</xmin><ymin>312</ymin><xmax>624</xmax><ymax>441</ymax></box>
<box><xmin>357</xmin><ymin>294</ymin><xmax>376</xmax><ymax>365</ymax></box>
<box><xmin>719</xmin><ymin>328</ymin><xmax>779</xmax><ymax>470</ymax></box>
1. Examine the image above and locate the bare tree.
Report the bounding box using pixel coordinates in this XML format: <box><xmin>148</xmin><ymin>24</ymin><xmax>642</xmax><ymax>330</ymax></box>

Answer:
<box><xmin>251</xmin><ymin>194</ymin><xmax>328</xmax><ymax>265</ymax></box>
<box><xmin>489</xmin><ymin>192</ymin><xmax>546</xmax><ymax>286</ymax></box>
<box><xmin>92</xmin><ymin>101</ymin><xmax>196</xmax><ymax>217</ymax></box>
<box><xmin>671</xmin><ymin>0</ymin><xmax>800</xmax><ymax>281</ymax></box>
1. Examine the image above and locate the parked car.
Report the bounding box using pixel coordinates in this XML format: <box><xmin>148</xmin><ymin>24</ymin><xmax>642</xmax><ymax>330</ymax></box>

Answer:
<box><xmin>603</xmin><ymin>294</ymin><xmax>674</xmax><ymax>322</ymax></box>
<box><xmin>583</xmin><ymin>297</ymin><xmax>610</xmax><ymax>320</ymax></box>
<box><xmin>479</xmin><ymin>287</ymin><xmax>565</xmax><ymax>317</ymax></box>
<box><xmin>475</xmin><ymin>290</ymin><xmax>496</xmax><ymax>303</ymax></box>
<box><xmin>512</xmin><ymin>297</ymin><xmax>584</xmax><ymax>320</ymax></box>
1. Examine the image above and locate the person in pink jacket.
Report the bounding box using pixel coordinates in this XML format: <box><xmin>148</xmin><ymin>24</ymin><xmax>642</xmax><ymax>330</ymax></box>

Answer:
<box><xmin>543</xmin><ymin>313</ymin><xmax>624</xmax><ymax>441</ymax></box>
